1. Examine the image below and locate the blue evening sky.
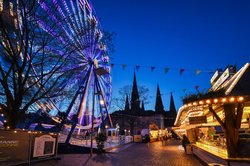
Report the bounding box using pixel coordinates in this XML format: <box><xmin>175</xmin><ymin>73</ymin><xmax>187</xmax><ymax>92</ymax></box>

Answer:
<box><xmin>92</xmin><ymin>0</ymin><xmax>250</xmax><ymax>112</ymax></box>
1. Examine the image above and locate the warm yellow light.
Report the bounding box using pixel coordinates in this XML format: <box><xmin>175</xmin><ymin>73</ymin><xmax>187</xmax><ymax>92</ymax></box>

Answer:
<box><xmin>206</xmin><ymin>100</ymin><xmax>211</xmax><ymax>104</ymax></box>
<box><xmin>184</xmin><ymin>105</ymin><xmax>187</xmax><ymax>108</ymax></box>
<box><xmin>193</xmin><ymin>102</ymin><xmax>197</xmax><ymax>106</ymax></box>
<box><xmin>14</xmin><ymin>131</ymin><xmax>17</xmax><ymax>133</ymax></box>
<box><xmin>28</xmin><ymin>131</ymin><xmax>31</xmax><ymax>134</ymax></box>
<box><xmin>199</xmin><ymin>101</ymin><xmax>203</xmax><ymax>105</ymax></box>
<box><xmin>22</xmin><ymin>129</ymin><xmax>25</xmax><ymax>131</ymax></box>
<box><xmin>7</xmin><ymin>126</ymin><xmax>10</xmax><ymax>129</ymax></box>
<box><xmin>214</xmin><ymin>99</ymin><xmax>218</xmax><ymax>103</ymax></box>
<box><xmin>222</xmin><ymin>98</ymin><xmax>227</xmax><ymax>102</ymax></box>
<box><xmin>188</xmin><ymin>103</ymin><xmax>191</xmax><ymax>106</ymax></box>
<box><xmin>100</xmin><ymin>100</ymin><xmax>105</xmax><ymax>105</ymax></box>
<box><xmin>238</xmin><ymin>97</ymin><xmax>244</xmax><ymax>101</ymax></box>
<box><xmin>229</xmin><ymin>97</ymin><xmax>235</xmax><ymax>102</ymax></box>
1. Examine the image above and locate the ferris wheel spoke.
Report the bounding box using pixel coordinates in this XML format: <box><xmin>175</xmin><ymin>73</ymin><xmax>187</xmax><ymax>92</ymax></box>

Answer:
<box><xmin>70</xmin><ymin>0</ymin><xmax>81</xmax><ymax>31</ymax></box>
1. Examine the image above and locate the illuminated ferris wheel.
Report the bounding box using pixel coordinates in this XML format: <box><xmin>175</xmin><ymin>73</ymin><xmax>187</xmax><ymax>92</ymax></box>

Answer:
<box><xmin>36</xmin><ymin>0</ymin><xmax>113</xmax><ymax>130</ymax></box>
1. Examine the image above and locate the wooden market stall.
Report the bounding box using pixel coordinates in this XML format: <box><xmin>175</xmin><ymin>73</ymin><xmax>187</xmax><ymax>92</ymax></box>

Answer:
<box><xmin>174</xmin><ymin>63</ymin><xmax>250</xmax><ymax>165</ymax></box>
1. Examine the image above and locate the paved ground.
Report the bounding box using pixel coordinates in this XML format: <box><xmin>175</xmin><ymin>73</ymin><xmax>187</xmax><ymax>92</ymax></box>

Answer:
<box><xmin>30</xmin><ymin>139</ymin><xmax>203</xmax><ymax>166</ymax></box>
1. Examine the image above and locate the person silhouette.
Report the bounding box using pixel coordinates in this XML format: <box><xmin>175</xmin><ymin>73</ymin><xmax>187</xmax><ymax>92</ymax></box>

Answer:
<box><xmin>182</xmin><ymin>134</ymin><xmax>190</xmax><ymax>152</ymax></box>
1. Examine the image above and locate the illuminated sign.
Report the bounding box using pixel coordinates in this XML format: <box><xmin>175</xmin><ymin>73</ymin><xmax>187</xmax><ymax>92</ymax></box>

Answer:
<box><xmin>189</xmin><ymin>116</ymin><xmax>207</xmax><ymax>124</ymax></box>
<box><xmin>0</xmin><ymin>131</ymin><xmax>29</xmax><ymax>163</ymax></box>
<box><xmin>33</xmin><ymin>135</ymin><xmax>56</xmax><ymax>158</ymax></box>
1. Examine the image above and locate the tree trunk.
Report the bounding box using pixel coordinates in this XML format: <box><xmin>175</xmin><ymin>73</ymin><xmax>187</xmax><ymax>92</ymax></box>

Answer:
<box><xmin>7</xmin><ymin>112</ymin><xmax>19</xmax><ymax>129</ymax></box>
<box><xmin>224</xmin><ymin>104</ymin><xmax>238</xmax><ymax>157</ymax></box>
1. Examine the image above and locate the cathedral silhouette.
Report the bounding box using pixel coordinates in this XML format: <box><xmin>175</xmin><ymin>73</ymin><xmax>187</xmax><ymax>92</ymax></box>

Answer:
<box><xmin>106</xmin><ymin>72</ymin><xmax>177</xmax><ymax>135</ymax></box>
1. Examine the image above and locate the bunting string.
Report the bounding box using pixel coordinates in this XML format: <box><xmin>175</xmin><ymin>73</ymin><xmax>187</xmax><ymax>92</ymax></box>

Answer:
<box><xmin>109</xmin><ymin>63</ymin><xmax>216</xmax><ymax>75</ymax></box>
<box><xmin>108</xmin><ymin>63</ymin><xmax>231</xmax><ymax>94</ymax></box>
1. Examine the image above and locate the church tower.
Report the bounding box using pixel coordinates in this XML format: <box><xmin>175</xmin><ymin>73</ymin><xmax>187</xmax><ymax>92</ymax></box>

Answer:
<box><xmin>124</xmin><ymin>95</ymin><xmax>130</xmax><ymax>111</ymax></box>
<box><xmin>169</xmin><ymin>92</ymin><xmax>177</xmax><ymax>114</ymax></box>
<box><xmin>155</xmin><ymin>84</ymin><xmax>164</xmax><ymax>113</ymax></box>
<box><xmin>131</xmin><ymin>72</ymin><xmax>140</xmax><ymax>113</ymax></box>
<box><xmin>141</xmin><ymin>101</ymin><xmax>145</xmax><ymax>112</ymax></box>
<box><xmin>167</xmin><ymin>92</ymin><xmax>177</xmax><ymax>126</ymax></box>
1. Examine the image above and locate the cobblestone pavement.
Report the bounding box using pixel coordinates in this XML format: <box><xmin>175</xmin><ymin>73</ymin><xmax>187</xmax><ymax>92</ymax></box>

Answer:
<box><xmin>30</xmin><ymin>139</ymin><xmax>203</xmax><ymax>166</ymax></box>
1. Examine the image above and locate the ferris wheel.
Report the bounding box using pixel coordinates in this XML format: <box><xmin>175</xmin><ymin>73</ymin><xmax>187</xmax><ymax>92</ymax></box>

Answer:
<box><xmin>35</xmin><ymin>0</ymin><xmax>113</xmax><ymax>130</ymax></box>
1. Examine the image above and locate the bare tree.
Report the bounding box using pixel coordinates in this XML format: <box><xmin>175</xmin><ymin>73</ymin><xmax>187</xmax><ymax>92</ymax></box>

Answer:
<box><xmin>111</xmin><ymin>85</ymin><xmax>150</xmax><ymax>111</ymax></box>
<box><xmin>0</xmin><ymin>0</ymin><xmax>94</xmax><ymax>129</ymax></box>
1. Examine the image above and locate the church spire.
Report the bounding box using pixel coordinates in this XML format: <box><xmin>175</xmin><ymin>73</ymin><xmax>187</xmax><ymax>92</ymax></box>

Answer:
<box><xmin>131</xmin><ymin>71</ymin><xmax>140</xmax><ymax>112</ymax></box>
<box><xmin>124</xmin><ymin>95</ymin><xmax>130</xmax><ymax>111</ymax></box>
<box><xmin>167</xmin><ymin>92</ymin><xmax>177</xmax><ymax>127</ymax></box>
<box><xmin>169</xmin><ymin>92</ymin><xmax>176</xmax><ymax>114</ymax></box>
<box><xmin>155</xmin><ymin>84</ymin><xmax>164</xmax><ymax>113</ymax></box>
<box><xmin>141</xmin><ymin>100</ymin><xmax>145</xmax><ymax>112</ymax></box>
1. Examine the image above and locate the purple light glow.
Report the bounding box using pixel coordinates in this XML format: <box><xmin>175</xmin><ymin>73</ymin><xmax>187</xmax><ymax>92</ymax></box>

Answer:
<box><xmin>34</xmin><ymin>0</ymin><xmax>112</xmax><ymax>128</ymax></box>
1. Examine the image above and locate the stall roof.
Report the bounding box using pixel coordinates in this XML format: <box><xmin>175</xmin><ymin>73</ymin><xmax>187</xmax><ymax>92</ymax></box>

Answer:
<box><xmin>175</xmin><ymin>63</ymin><xmax>250</xmax><ymax>126</ymax></box>
<box><xmin>225</xmin><ymin>63</ymin><xmax>250</xmax><ymax>96</ymax></box>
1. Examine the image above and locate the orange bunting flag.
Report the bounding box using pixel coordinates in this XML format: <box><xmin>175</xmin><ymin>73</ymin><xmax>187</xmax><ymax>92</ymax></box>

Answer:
<box><xmin>196</xmin><ymin>70</ymin><xmax>201</xmax><ymax>75</ymax></box>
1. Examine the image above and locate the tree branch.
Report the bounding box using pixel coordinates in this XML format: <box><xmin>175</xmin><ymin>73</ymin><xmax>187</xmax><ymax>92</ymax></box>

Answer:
<box><xmin>209</xmin><ymin>105</ymin><xmax>226</xmax><ymax>129</ymax></box>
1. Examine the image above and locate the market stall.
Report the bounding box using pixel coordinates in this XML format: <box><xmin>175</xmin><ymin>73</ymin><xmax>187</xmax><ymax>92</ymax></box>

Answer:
<box><xmin>173</xmin><ymin>63</ymin><xmax>250</xmax><ymax>165</ymax></box>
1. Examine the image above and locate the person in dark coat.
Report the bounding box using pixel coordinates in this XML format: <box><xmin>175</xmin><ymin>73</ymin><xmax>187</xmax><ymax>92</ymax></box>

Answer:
<box><xmin>182</xmin><ymin>134</ymin><xmax>190</xmax><ymax>152</ymax></box>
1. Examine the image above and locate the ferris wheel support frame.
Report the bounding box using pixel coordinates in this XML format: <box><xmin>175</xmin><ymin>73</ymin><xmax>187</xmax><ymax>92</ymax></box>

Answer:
<box><xmin>91</xmin><ymin>66</ymin><xmax>113</xmax><ymax>155</ymax></box>
<box><xmin>94</xmin><ymin>70</ymin><xmax>113</xmax><ymax>128</ymax></box>
<box><xmin>65</xmin><ymin>65</ymin><xmax>113</xmax><ymax>144</ymax></box>
<box><xmin>65</xmin><ymin>66</ymin><xmax>93</xmax><ymax>144</ymax></box>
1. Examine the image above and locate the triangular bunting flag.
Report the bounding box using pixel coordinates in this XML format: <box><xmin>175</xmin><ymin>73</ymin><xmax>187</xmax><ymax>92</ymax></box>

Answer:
<box><xmin>164</xmin><ymin>68</ymin><xmax>170</xmax><ymax>74</ymax></box>
<box><xmin>196</xmin><ymin>70</ymin><xmax>201</xmax><ymax>75</ymax></box>
<box><xmin>195</xmin><ymin>86</ymin><xmax>199</xmax><ymax>90</ymax></box>
<box><xmin>151</xmin><ymin>66</ymin><xmax>155</xmax><ymax>72</ymax></box>
<box><xmin>122</xmin><ymin>64</ymin><xmax>127</xmax><ymax>70</ymax></box>
<box><xmin>136</xmin><ymin>65</ymin><xmax>140</xmax><ymax>71</ymax></box>
<box><xmin>180</xmin><ymin>68</ymin><xmax>185</xmax><ymax>75</ymax></box>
